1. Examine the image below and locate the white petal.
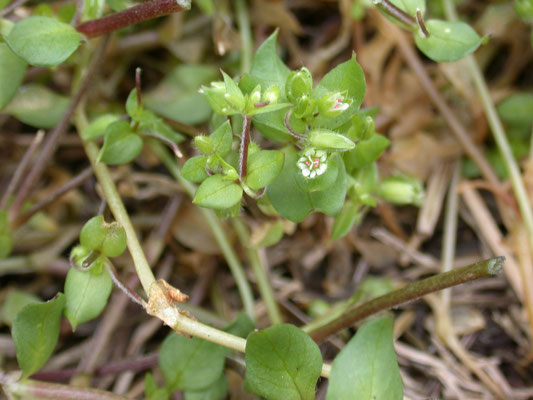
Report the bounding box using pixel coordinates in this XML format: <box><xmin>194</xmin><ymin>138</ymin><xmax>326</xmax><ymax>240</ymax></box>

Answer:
<box><xmin>317</xmin><ymin>164</ymin><xmax>327</xmax><ymax>175</ymax></box>
<box><xmin>310</xmin><ymin>171</ymin><xmax>317</xmax><ymax>178</ymax></box>
<box><xmin>302</xmin><ymin>169</ymin><xmax>310</xmax><ymax>177</ymax></box>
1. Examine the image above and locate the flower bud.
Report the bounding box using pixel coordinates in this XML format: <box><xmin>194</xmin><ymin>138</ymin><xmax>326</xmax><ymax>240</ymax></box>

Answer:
<box><xmin>347</xmin><ymin>115</ymin><xmax>375</xmax><ymax>141</ymax></box>
<box><xmin>318</xmin><ymin>91</ymin><xmax>352</xmax><ymax>118</ymax></box>
<box><xmin>262</xmin><ymin>85</ymin><xmax>281</xmax><ymax>104</ymax></box>
<box><xmin>378</xmin><ymin>176</ymin><xmax>425</xmax><ymax>206</ymax></box>
<box><xmin>70</xmin><ymin>244</ymin><xmax>91</xmax><ymax>269</ymax></box>
<box><xmin>80</xmin><ymin>215</ymin><xmax>106</xmax><ymax>251</ymax></box>
<box><xmin>101</xmin><ymin>223</ymin><xmax>127</xmax><ymax>258</ymax></box>
<box><xmin>293</xmin><ymin>95</ymin><xmax>317</xmax><ymax>119</ymax></box>
<box><xmin>194</xmin><ymin>135</ymin><xmax>214</xmax><ymax>155</ymax></box>
<box><xmin>286</xmin><ymin>67</ymin><xmax>313</xmax><ymax>103</ymax></box>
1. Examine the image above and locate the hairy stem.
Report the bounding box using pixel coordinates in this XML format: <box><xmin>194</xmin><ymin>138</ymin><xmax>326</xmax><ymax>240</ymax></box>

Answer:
<box><xmin>76</xmin><ymin>0</ymin><xmax>189</xmax><ymax>38</ymax></box>
<box><xmin>304</xmin><ymin>257</ymin><xmax>504</xmax><ymax>342</ymax></box>
<box><xmin>150</xmin><ymin>142</ymin><xmax>256</xmax><ymax>321</ymax></box>
<box><xmin>239</xmin><ymin>116</ymin><xmax>251</xmax><ymax>178</ymax></box>
<box><xmin>231</xmin><ymin>218</ymin><xmax>283</xmax><ymax>324</ymax></box>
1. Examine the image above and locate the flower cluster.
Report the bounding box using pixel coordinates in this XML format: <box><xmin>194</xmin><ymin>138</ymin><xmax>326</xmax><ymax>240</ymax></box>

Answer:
<box><xmin>297</xmin><ymin>149</ymin><xmax>327</xmax><ymax>178</ymax></box>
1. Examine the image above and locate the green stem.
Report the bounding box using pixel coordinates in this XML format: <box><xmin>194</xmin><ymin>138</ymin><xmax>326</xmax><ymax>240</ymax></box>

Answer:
<box><xmin>304</xmin><ymin>257</ymin><xmax>504</xmax><ymax>342</ymax></box>
<box><xmin>231</xmin><ymin>218</ymin><xmax>283</xmax><ymax>324</ymax></box>
<box><xmin>235</xmin><ymin>0</ymin><xmax>253</xmax><ymax>74</ymax></box>
<box><xmin>76</xmin><ymin>114</ymin><xmax>156</xmax><ymax>295</ymax></box>
<box><xmin>149</xmin><ymin>142</ymin><xmax>256</xmax><ymax>321</ymax></box>
<box><xmin>440</xmin><ymin>161</ymin><xmax>461</xmax><ymax>307</ymax></box>
<box><xmin>442</xmin><ymin>0</ymin><xmax>533</xmax><ymax>255</ymax></box>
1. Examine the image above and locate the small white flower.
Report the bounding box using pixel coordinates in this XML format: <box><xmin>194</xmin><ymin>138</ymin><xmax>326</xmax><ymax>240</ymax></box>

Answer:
<box><xmin>297</xmin><ymin>149</ymin><xmax>328</xmax><ymax>178</ymax></box>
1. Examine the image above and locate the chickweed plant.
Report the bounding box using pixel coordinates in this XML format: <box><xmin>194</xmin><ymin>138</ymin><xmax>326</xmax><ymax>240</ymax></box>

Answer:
<box><xmin>0</xmin><ymin>0</ymin><xmax>507</xmax><ymax>399</ymax></box>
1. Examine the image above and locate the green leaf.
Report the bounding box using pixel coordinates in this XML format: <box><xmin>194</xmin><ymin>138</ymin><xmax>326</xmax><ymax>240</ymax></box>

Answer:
<box><xmin>414</xmin><ymin>19</ymin><xmax>485</xmax><ymax>62</ymax></box>
<box><xmin>184</xmin><ymin>374</ymin><xmax>227</xmax><ymax>400</ymax></box>
<box><xmin>249</xmin><ymin>30</ymin><xmax>291</xmax><ymax>92</ymax></box>
<box><xmin>309</xmin><ymin>130</ymin><xmax>356</xmax><ymax>151</ymax></box>
<box><xmin>251</xmin><ymin>220</ymin><xmax>285</xmax><ymax>249</ymax></box>
<box><xmin>246</xmin><ymin>150</ymin><xmax>284</xmax><ymax>191</ymax></box>
<box><xmin>389</xmin><ymin>0</ymin><xmax>426</xmax><ymax>17</ymax></box>
<box><xmin>244</xmin><ymin>324</ymin><xmax>322</xmax><ymax>400</ymax></box>
<box><xmin>182</xmin><ymin>155</ymin><xmax>209</xmax><ymax>183</ymax></box>
<box><xmin>81</xmin><ymin>114</ymin><xmax>121</xmax><ymax>140</ymax></box>
<box><xmin>252</xmin><ymin>109</ymin><xmax>296</xmax><ymax>142</ymax></box>
<box><xmin>330</xmin><ymin>201</ymin><xmax>361</xmax><ymax>240</ymax></box>
<box><xmin>98</xmin><ymin>120</ymin><xmax>144</xmax><ymax>165</ymax></box>
<box><xmin>145</xmin><ymin>64</ymin><xmax>218</xmax><ymax>125</ymax></box>
<box><xmin>268</xmin><ymin>148</ymin><xmax>347</xmax><ymax>222</ymax></box>
<box><xmin>136</xmin><ymin>110</ymin><xmax>185</xmax><ymax>145</ymax></box>
<box><xmin>210</xmin><ymin>120</ymin><xmax>233</xmax><ymax>157</ymax></box>
<box><xmin>498</xmin><ymin>93</ymin><xmax>533</xmax><ymax>128</ymax></box>
<box><xmin>64</xmin><ymin>265</ymin><xmax>113</xmax><ymax>330</ymax></box>
<box><xmin>126</xmin><ymin>88</ymin><xmax>142</xmax><ymax>118</ymax></box>
<box><xmin>311</xmin><ymin>54</ymin><xmax>366</xmax><ymax>130</ymax></box>
<box><xmin>5</xmin><ymin>84</ymin><xmax>69</xmax><ymax>129</ymax></box>
<box><xmin>221</xmin><ymin>70</ymin><xmax>245</xmax><ymax>112</ymax></box>
<box><xmin>326</xmin><ymin>316</ymin><xmax>403</xmax><ymax>400</ymax></box>
<box><xmin>193</xmin><ymin>174</ymin><xmax>243</xmax><ymax>209</ymax></box>
<box><xmin>12</xmin><ymin>293</ymin><xmax>65</xmax><ymax>378</ymax></box>
<box><xmin>0</xmin><ymin>290</ymin><xmax>40</xmax><ymax>326</ymax></box>
<box><xmin>159</xmin><ymin>333</ymin><xmax>226</xmax><ymax>392</ymax></box>
<box><xmin>0</xmin><ymin>43</ymin><xmax>28</xmax><ymax>109</ymax></box>
<box><xmin>0</xmin><ymin>232</ymin><xmax>13</xmax><ymax>259</ymax></box>
<box><xmin>145</xmin><ymin>372</ymin><xmax>170</xmax><ymax>400</ymax></box>
<box><xmin>5</xmin><ymin>16</ymin><xmax>81</xmax><ymax>67</ymax></box>
<box><xmin>343</xmin><ymin>133</ymin><xmax>389</xmax><ymax>173</ymax></box>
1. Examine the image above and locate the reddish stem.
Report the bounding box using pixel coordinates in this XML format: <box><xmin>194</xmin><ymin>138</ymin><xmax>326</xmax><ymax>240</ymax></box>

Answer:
<box><xmin>76</xmin><ymin>0</ymin><xmax>188</xmax><ymax>38</ymax></box>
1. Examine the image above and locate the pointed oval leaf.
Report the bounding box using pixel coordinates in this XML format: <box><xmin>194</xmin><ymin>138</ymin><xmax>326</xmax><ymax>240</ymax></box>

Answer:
<box><xmin>0</xmin><ymin>290</ymin><xmax>40</xmax><ymax>326</ymax></box>
<box><xmin>193</xmin><ymin>175</ymin><xmax>243</xmax><ymax>209</ymax></box>
<box><xmin>81</xmin><ymin>114</ymin><xmax>121</xmax><ymax>140</ymax></box>
<box><xmin>210</xmin><ymin>120</ymin><xmax>233</xmax><ymax>157</ymax></box>
<box><xmin>6</xmin><ymin>16</ymin><xmax>81</xmax><ymax>67</ymax></box>
<box><xmin>64</xmin><ymin>263</ymin><xmax>113</xmax><ymax>330</ymax></box>
<box><xmin>0</xmin><ymin>43</ymin><xmax>28</xmax><ymax>109</ymax></box>
<box><xmin>5</xmin><ymin>84</ymin><xmax>69</xmax><ymax>129</ymax></box>
<box><xmin>246</xmin><ymin>150</ymin><xmax>284</xmax><ymax>190</ymax></box>
<box><xmin>414</xmin><ymin>19</ymin><xmax>485</xmax><ymax>62</ymax></box>
<box><xmin>326</xmin><ymin>316</ymin><xmax>403</xmax><ymax>400</ymax></box>
<box><xmin>98</xmin><ymin>120</ymin><xmax>144</xmax><ymax>165</ymax></box>
<box><xmin>343</xmin><ymin>133</ymin><xmax>389</xmax><ymax>173</ymax></box>
<box><xmin>12</xmin><ymin>293</ymin><xmax>65</xmax><ymax>378</ymax></box>
<box><xmin>184</xmin><ymin>374</ymin><xmax>227</xmax><ymax>400</ymax></box>
<box><xmin>250</xmin><ymin>30</ymin><xmax>291</xmax><ymax>92</ymax></box>
<box><xmin>159</xmin><ymin>333</ymin><xmax>226</xmax><ymax>392</ymax></box>
<box><xmin>244</xmin><ymin>324</ymin><xmax>322</xmax><ymax>400</ymax></box>
<box><xmin>182</xmin><ymin>155</ymin><xmax>209</xmax><ymax>183</ymax></box>
<box><xmin>330</xmin><ymin>201</ymin><xmax>361</xmax><ymax>240</ymax></box>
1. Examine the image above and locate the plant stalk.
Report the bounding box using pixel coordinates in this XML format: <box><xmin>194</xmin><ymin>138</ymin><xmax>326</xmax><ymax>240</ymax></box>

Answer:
<box><xmin>304</xmin><ymin>257</ymin><xmax>504</xmax><ymax>342</ymax></box>
<box><xmin>76</xmin><ymin>0</ymin><xmax>189</xmax><ymax>38</ymax></box>
<box><xmin>149</xmin><ymin>142</ymin><xmax>256</xmax><ymax>321</ymax></box>
<box><xmin>235</xmin><ymin>0</ymin><xmax>253</xmax><ymax>74</ymax></box>
<box><xmin>76</xmin><ymin>115</ymin><xmax>156</xmax><ymax>295</ymax></box>
<box><xmin>231</xmin><ymin>218</ymin><xmax>283</xmax><ymax>324</ymax></box>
